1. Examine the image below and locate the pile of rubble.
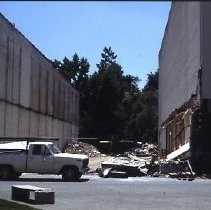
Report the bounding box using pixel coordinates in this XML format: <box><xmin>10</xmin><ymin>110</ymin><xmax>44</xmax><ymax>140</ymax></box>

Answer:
<box><xmin>127</xmin><ymin>142</ymin><xmax>160</xmax><ymax>157</ymax></box>
<box><xmin>159</xmin><ymin>159</ymin><xmax>195</xmax><ymax>179</ymax></box>
<box><xmin>65</xmin><ymin>142</ymin><xmax>102</xmax><ymax>157</ymax></box>
<box><xmin>97</xmin><ymin>142</ymin><xmax>195</xmax><ymax>180</ymax></box>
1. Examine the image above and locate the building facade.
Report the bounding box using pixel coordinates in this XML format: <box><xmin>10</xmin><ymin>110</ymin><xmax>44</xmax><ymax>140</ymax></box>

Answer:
<box><xmin>159</xmin><ymin>2</ymin><xmax>211</xmax><ymax>172</ymax></box>
<box><xmin>0</xmin><ymin>13</ymin><xmax>79</xmax><ymax>150</ymax></box>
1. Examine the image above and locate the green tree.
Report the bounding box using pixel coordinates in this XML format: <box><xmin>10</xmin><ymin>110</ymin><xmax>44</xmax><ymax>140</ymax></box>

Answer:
<box><xmin>52</xmin><ymin>48</ymin><xmax>158</xmax><ymax>144</ymax></box>
<box><xmin>133</xmin><ymin>70</ymin><xmax>158</xmax><ymax>142</ymax></box>
<box><xmin>88</xmin><ymin>47</ymin><xmax>123</xmax><ymax>139</ymax></box>
<box><xmin>87</xmin><ymin>47</ymin><xmax>141</xmax><ymax>140</ymax></box>
<box><xmin>52</xmin><ymin>53</ymin><xmax>90</xmax><ymax>89</ymax></box>
<box><xmin>96</xmin><ymin>47</ymin><xmax>117</xmax><ymax>72</ymax></box>
<box><xmin>142</xmin><ymin>71</ymin><xmax>158</xmax><ymax>91</ymax></box>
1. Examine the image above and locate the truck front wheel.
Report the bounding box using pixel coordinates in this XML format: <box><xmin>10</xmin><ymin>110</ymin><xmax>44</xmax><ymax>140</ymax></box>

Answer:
<box><xmin>0</xmin><ymin>166</ymin><xmax>12</xmax><ymax>180</ymax></box>
<box><xmin>62</xmin><ymin>167</ymin><xmax>79</xmax><ymax>181</ymax></box>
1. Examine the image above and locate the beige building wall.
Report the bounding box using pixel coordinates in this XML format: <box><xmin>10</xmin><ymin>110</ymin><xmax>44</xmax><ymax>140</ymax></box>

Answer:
<box><xmin>158</xmin><ymin>2</ymin><xmax>201</xmax><ymax>150</ymax></box>
<box><xmin>0</xmin><ymin>13</ymin><xmax>79</xmax><ymax>150</ymax></box>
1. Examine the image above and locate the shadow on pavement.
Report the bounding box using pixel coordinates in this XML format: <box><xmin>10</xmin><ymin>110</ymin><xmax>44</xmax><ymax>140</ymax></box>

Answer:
<box><xmin>0</xmin><ymin>178</ymin><xmax>90</xmax><ymax>183</ymax></box>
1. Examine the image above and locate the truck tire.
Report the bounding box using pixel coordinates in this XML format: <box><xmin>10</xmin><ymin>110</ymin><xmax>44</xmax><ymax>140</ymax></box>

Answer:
<box><xmin>76</xmin><ymin>173</ymin><xmax>82</xmax><ymax>179</ymax></box>
<box><xmin>62</xmin><ymin>167</ymin><xmax>79</xmax><ymax>181</ymax></box>
<box><xmin>11</xmin><ymin>172</ymin><xmax>22</xmax><ymax>179</ymax></box>
<box><xmin>0</xmin><ymin>166</ymin><xmax>12</xmax><ymax>180</ymax></box>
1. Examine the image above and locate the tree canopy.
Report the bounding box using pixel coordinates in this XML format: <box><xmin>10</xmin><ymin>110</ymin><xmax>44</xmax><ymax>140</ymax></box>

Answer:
<box><xmin>52</xmin><ymin>47</ymin><xmax>158</xmax><ymax>142</ymax></box>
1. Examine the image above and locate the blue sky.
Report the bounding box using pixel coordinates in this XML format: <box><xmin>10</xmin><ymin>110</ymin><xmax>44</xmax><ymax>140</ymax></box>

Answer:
<box><xmin>0</xmin><ymin>1</ymin><xmax>171</xmax><ymax>89</ymax></box>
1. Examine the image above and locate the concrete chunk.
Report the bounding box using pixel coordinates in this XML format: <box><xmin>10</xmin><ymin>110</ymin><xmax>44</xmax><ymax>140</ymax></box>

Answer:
<box><xmin>12</xmin><ymin>185</ymin><xmax>55</xmax><ymax>204</ymax></box>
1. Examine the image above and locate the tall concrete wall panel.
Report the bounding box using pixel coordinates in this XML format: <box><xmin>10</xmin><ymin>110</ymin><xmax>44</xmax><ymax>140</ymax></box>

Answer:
<box><xmin>159</xmin><ymin>2</ymin><xmax>200</xmax><ymax>127</ymax></box>
<box><xmin>0</xmin><ymin>102</ymin><xmax>5</xmax><ymax>137</ymax></box>
<box><xmin>68</xmin><ymin>87</ymin><xmax>72</xmax><ymax>123</ymax></box>
<box><xmin>52</xmin><ymin>119</ymin><xmax>59</xmax><ymax>139</ymax></box>
<box><xmin>0</xmin><ymin>13</ymin><xmax>79</xmax><ymax>149</ymax></box>
<box><xmin>5</xmin><ymin>104</ymin><xmax>19</xmax><ymax>137</ymax></box>
<box><xmin>29</xmin><ymin>111</ymin><xmax>39</xmax><ymax>137</ymax></box>
<box><xmin>53</xmin><ymin>71</ymin><xmax>59</xmax><ymax>119</ymax></box>
<box><xmin>46</xmin><ymin>116</ymin><xmax>53</xmax><ymax>137</ymax></box>
<box><xmin>75</xmin><ymin>93</ymin><xmax>79</xmax><ymax>124</ymax></box>
<box><xmin>0</xmin><ymin>17</ymin><xmax>7</xmax><ymax>100</ymax></box>
<box><xmin>20</xmin><ymin>44</ymin><xmax>31</xmax><ymax>108</ymax></box>
<box><xmin>0</xmin><ymin>99</ymin><xmax>79</xmax><ymax>148</ymax></box>
<box><xmin>39</xmin><ymin>63</ymin><xmax>47</xmax><ymax>114</ymax></box>
<box><xmin>71</xmin><ymin>125</ymin><xmax>79</xmax><ymax>141</ymax></box>
<box><xmin>12</xmin><ymin>34</ymin><xmax>21</xmax><ymax>104</ymax></box>
<box><xmin>47</xmin><ymin>66</ymin><xmax>54</xmax><ymax>116</ymax></box>
<box><xmin>64</xmin><ymin>122</ymin><xmax>72</xmax><ymax>144</ymax></box>
<box><xmin>72</xmin><ymin>91</ymin><xmax>76</xmax><ymax>122</ymax></box>
<box><xmin>64</xmin><ymin>83</ymin><xmax>69</xmax><ymax>122</ymax></box>
<box><xmin>18</xmin><ymin>108</ymin><xmax>30</xmax><ymax>137</ymax></box>
<box><xmin>30</xmin><ymin>53</ymin><xmax>40</xmax><ymax>112</ymax></box>
<box><xmin>39</xmin><ymin>114</ymin><xmax>46</xmax><ymax>137</ymax></box>
<box><xmin>6</xmin><ymin>28</ymin><xmax>14</xmax><ymax>103</ymax></box>
<box><xmin>58</xmin><ymin>121</ymin><xmax>64</xmax><ymax>149</ymax></box>
<box><xmin>201</xmin><ymin>2</ymin><xmax>211</xmax><ymax>99</ymax></box>
<box><xmin>59</xmin><ymin>79</ymin><xmax>65</xmax><ymax>120</ymax></box>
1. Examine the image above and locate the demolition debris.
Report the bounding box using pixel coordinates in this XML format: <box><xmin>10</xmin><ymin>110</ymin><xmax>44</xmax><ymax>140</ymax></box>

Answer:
<box><xmin>96</xmin><ymin>142</ymin><xmax>195</xmax><ymax>180</ymax></box>
<box><xmin>65</xmin><ymin>141</ymin><xmax>102</xmax><ymax>157</ymax></box>
<box><xmin>65</xmin><ymin>141</ymin><xmax>196</xmax><ymax>180</ymax></box>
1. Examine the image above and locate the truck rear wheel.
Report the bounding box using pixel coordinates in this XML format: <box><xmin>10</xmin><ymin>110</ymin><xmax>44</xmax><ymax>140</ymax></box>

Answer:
<box><xmin>62</xmin><ymin>167</ymin><xmax>79</xmax><ymax>181</ymax></box>
<box><xmin>0</xmin><ymin>166</ymin><xmax>12</xmax><ymax>180</ymax></box>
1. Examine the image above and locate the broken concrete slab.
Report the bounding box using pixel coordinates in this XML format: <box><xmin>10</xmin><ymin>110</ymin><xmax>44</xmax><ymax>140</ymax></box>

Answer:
<box><xmin>107</xmin><ymin>171</ymin><xmax>128</xmax><ymax>178</ymax></box>
<box><xmin>166</xmin><ymin>142</ymin><xmax>190</xmax><ymax>161</ymax></box>
<box><xmin>159</xmin><ymin>159</ymin><xmax>195</xmax><ymax>180</ymax></box>
<box><xmin>96</xmin><ymin>143</ymin><xmax>161</xmax><ymax>178</ymax></box>
<box><xmin>98</xmin><ymin>154</ymin><xmax>149</xmax><ymax>178</ymax></box>
<box><xmin>101</xmin><ymin>161</ymin><xmax>145</xmax><ymax>177</ymax></box>
<box><xmin>97</xmin><ymin>167</ymin><xmax>129</xmax><ymax>178</ymax></box>
<box><xmin>12</xmin><ymin>185</ymin><xmax>55</xmax><ymax>204</ymax></box>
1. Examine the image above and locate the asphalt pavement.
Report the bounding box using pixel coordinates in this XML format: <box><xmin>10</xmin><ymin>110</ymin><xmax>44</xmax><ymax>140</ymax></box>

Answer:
<box><xmin>0</xmin><ymin>174</ymin><xmax>211</xmax><ymax>210</ymax></box>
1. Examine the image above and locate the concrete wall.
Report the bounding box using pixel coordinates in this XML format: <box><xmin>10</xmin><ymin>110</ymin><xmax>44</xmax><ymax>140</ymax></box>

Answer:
<box><xmin>0</xmin><ymin>13</ymin><xmax>79</xmax><ymax>149</ymax></box>
<box><xmin>201</xmin><ymin>2</ymin><xmax>211</xmax><ymax>99</ymax></box>
<box><xmin>158</xmin><ymin>2</ymin><xmax>201</xmax><ymax>131</ymax></box>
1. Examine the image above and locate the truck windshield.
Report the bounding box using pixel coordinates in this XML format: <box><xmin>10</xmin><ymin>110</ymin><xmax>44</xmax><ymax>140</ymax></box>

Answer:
<box><xmin>49</xmin><ymin>145</ymin><xmax>61</xmax><ymax>154</ymax></box>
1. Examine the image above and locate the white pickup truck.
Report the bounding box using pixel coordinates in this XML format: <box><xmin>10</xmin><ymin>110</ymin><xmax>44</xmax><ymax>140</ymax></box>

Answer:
<box><xmin>0</xmin><ymin>140</ymin><xmax>89</xmax><ymax>181</ymax></box>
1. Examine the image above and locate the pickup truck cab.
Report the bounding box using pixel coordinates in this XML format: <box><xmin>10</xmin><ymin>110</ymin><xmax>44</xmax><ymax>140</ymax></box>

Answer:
<box><xmin>0</xmin><ymin>141</ymin><xmax>89</xmax><ymax>181</ymax></box>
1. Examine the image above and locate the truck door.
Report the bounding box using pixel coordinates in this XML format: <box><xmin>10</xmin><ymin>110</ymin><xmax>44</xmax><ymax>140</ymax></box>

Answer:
<box><xmin>27</xmin><ymin>144</ymin><xmax>55</xmax><ymax>173</ymax></box>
